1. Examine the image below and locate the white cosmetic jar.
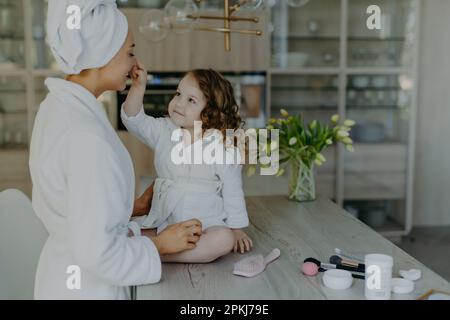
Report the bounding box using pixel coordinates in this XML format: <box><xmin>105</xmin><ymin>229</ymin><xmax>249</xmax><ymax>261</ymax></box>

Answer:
<box><xmin>323</xmin><ymin>269</ymin><xmax>353</xmax><ymax>290</ymax></box>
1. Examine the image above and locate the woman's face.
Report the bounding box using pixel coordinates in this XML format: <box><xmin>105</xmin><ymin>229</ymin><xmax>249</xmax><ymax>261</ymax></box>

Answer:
<box><xmin>168</xmin><ymin>74</ymin><xmax>206</xmax><ymax>129</ymax></box>
<box><xmin>99</xmin><ymin>29</ymin><xmax>136</xmax><ymax>91</ymax></box>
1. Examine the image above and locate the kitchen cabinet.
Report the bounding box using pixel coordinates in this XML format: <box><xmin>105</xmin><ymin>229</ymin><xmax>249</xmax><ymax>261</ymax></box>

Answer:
<box><xmin>0</xmin><ymin>1</ymin><xmax>420</xmax><ymax>239</ymax></box>
<box><xmin>0</xmin><ymin>0</ymin><xmax>29</xmax><ymax>197</ymax></box>
<box><xmin>262</xmin><ymin>0</ymin><xmax>420</xmax><ymax>238</ymax></box>
<box><xmin>0</xmin><ymin>0</ymin><xmax>26</xmax><ymax>69</ymax></box>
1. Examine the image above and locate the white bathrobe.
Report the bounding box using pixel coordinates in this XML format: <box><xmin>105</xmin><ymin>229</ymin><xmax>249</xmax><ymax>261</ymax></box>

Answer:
<box><xmin>121</xmin><ymin>106</ymin><xmax>249</xmax><ymax>234</ymax></box>
<box><xmin>29</xmin><ymin>78</ymin><xmax>161</xmax><ymax>300</ymax></box>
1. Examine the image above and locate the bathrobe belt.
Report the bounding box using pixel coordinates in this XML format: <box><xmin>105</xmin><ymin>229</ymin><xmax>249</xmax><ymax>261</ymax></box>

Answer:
<box><xmin>139</xmin><ymin>177</ymin><xmax>223</xmax><ymax>229</ymax></box>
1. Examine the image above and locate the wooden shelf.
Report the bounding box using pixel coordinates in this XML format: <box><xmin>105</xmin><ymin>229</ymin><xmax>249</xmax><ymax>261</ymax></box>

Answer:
<box><xmin>269</xmin><ymin>67</ymin><xmax>413</xmax><ymax>75</ymax></box>
<box><xmin>269</xmin><ymin>68</ymin><xmax>341</xmax><ymax>75</ymax></box>
<box><xmin>273</xmin><ymin>36</ymin><xmax>340</xmax><ymax>41</ymax></box>
<box><xmin>344</xmin><ymin>180</ymin><xmax>406</xmax><ymax>200</ymax></box>
<box><xmin>348</xmin><ymin>36</ymin><xmax>406</xmax><ymax>42</ymax></box>
<box><xmin>32</xmin><ymin>69</ymin><xmax>64</xmax><ymax>77</ymax></box>
<box><xmin>347</xmin><ymin>86</ymin><xmax>401</xmax><ymax>91</ymax></box>
<box><xmin>272</xmin><ymin>36</ymin><xmax>405</xmax><ymax>42</ymax></box>
<box><xmin>272</xmin><ymin>86</ymin><xmax>338</xmax><ymax>91</ymax></box>
<box><xmin>346</xmin><ymin>67</ymin><xmax>411</xmax><ymax>75</ymax></box>
<box><xmin>347</xmin><ymin>105</ymin><xmax>404</xmax><ymax>110</ymax></box>
<box><xmin>0</xmin><ymin>36</ymin><xmax>25</xmax><ymax>41</ymax></box>
<box><xmin>373</xmin><ymin>217</ymin><xmax>407</xmax><ymax>238</ymax></box>
<box><xmin>0</xmin><ymin>69</ymin><xmax>27</xmax><ymax>77</ymax></box>
<box><xmin>272</xmin><ymin>105</ymin><xmax>338</xmax><ymax>110</ymax></box>
<box><xmin>0</xmin><ymin>146</ymin><xmax>29</xmax><ymax>152</ymax></box>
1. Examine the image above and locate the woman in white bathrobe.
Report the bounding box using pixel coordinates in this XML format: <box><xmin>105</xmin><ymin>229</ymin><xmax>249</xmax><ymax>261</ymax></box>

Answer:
<box><xmin>29</xmin><ymin>0</ymin><xmax>201</xmax><ymax>299</ymax></box>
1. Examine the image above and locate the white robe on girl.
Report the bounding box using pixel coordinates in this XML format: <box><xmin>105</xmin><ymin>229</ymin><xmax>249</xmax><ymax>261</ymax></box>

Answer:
<box><xmin>121</xmin><ymin>106</ymin><xmax>249</xmax><ymax>234</ymax></box>
<box><xmin>29</xmin><ymin>78</ymin><xmax>162</xmax><ymax>300</ymax></box>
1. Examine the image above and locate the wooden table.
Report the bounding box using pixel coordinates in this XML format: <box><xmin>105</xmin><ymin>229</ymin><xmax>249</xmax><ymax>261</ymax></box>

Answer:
<box><xmin>135</xmin><ymin>196</ymin><xmax>450</xmax><ymax>300</ymax></box>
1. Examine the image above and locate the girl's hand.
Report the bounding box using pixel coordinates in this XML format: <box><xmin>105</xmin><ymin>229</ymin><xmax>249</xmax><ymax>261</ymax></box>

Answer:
<box><xmin>232</xmin><ymin>229</ymin><xmax>253</xmax><ymax>254</ymax></box>
<box><xmin>130</xmin><ymin>60</ymin><xmax>147</xmax><ymax>90</ymax></box>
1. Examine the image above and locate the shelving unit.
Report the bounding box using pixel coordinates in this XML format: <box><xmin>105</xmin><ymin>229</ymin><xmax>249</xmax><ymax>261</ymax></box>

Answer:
<box><xmin>263</xmin><ymin>0</ymin><xmax>420</xmax><ymax>238</ymax></box>
<box><xmin>0</xmin><ymin>0</ymin><xmax>420</xmax><ymax>238</ymax></box>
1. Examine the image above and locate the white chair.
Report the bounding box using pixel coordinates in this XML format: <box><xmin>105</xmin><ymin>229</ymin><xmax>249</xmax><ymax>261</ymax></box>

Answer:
<box><xmin>0</xmin><ymin>189</ymin><xmax>48</xmax><ymax>299</ymax></box>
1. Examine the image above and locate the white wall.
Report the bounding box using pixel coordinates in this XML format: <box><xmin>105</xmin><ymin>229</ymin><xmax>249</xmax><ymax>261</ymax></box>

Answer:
<box><xmin>413</xmin><ymin>0</ymin><xmax>450</xmax><ymax>226</ymax></box>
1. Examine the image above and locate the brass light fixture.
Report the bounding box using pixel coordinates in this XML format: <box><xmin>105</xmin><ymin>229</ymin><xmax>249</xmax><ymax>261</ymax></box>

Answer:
<box><xmin>139</xmin><ymin>0</ymin><xmax>263</xmax><ymax>51</ymax></box>
<box><xmin>191</xmin><ymin>0</ymin><xmax>262</xmax><ymax>51</ymax></box>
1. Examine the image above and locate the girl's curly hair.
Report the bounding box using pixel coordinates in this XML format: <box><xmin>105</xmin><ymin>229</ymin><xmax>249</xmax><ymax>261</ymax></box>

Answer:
<box><xmin>184</xmin><ymin>69</ymin><xmax>245</xmax><ymax>143</ymax></box>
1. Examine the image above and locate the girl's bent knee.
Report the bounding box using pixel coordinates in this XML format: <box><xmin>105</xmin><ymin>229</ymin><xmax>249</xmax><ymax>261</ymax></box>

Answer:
<box><xmin>215</xmin><ymin>228</ymin><xmax>235</xmax><ymax>254</ymax></box>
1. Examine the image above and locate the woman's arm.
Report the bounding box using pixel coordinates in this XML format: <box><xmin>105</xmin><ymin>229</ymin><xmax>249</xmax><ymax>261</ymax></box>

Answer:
<box><xmin>66</xmin><ymin>131</ymin><xmax>162</xmax><ymax>285</ymax></box>
<box><xmin>132</xmin><ymin>181</ymin><xmax>154</xmax><ymax>217</ymax></box>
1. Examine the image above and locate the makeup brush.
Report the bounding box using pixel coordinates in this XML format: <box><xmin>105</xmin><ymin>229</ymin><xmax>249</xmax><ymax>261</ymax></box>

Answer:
<box><xmin>334</xmin><ymin>248</ymin><xmax>364</xmax><ymax>263</ymax></box>
<box><xmin>301</xmin><ymin>260</ymin><xmax>365</xmax><ymax>280</ymax></box>
<box><xmin>330</xmin><ymin>255</ymin><xmax>365</xmax><ymax>271</ymax></box>
<box><xmin>303</xmin><ymin>257</ymin><xmax>365</xmax><ymax>279</ymax></box>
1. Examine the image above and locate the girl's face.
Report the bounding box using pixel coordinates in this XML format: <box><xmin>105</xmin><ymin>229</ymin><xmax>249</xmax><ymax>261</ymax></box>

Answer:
<box><xmin>168</xmin><ymin>74</ymin><xmax>206</xmax><ymax>129</ymax></box>
<box><xmin>99</xmin><ymin>29</ymin><xmax>137</xmax><ymax>91</ymax></box>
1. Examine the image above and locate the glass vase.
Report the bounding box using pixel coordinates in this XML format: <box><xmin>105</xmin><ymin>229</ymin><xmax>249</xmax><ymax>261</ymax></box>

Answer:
<box><xmin>288</xmin><ymin>159</ymin><xmax>316</xmax><ymax>202</ymax></box>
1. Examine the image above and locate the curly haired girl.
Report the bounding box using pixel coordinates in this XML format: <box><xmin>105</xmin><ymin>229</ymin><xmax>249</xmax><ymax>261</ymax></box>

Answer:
<box><xmin>122</xmin><ymin>63</ymin><xmax>253</xmax><ymax>263</ymax></box>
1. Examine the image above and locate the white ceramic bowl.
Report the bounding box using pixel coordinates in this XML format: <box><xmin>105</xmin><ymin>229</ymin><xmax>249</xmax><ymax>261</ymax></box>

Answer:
<box><xmin>323</xmin><ymin>269</ymin><xmax>353</xmax><ymax>290</ymax></box>
<box><xmin>391</xmin><ymin>278</ymin><xmax>414</xmax><ymax>294</ymax></box>
<box><xmin>352</xmin><ymin>76</ymin><xmax>370</xmax><ymax>88</ymax></box>
<box><xmin>287</xmin><ymin>52</ymin><xmax>309</xmax><ymax>68</ymax></box>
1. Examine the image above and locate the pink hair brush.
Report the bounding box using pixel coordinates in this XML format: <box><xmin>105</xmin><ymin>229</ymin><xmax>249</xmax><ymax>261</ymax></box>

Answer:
<box><xmin>232</xmin><ymin>248</ymin><xmax>281</xmax><ymax>278</ymax></box>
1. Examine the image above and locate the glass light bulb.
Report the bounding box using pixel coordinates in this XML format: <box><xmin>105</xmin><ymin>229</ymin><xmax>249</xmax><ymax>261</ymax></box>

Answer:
<box><xmin>287</xmin><ymin>0</ymin><xmax>309</xmax><ymax>8</ymax></box>
<box><xmin>139</xmin><ymin>9</ymin><xmax>169</xmax><ymax>42</ymax></box>
<box><xmin>238</xmin><ymin>0</ymin><xmax>263</xmax><ymax>11</ymax></box>
<box><xmin>164</xmin><ymin>0</ymin><xmax>199</xmax><ymax>34</ymax></box>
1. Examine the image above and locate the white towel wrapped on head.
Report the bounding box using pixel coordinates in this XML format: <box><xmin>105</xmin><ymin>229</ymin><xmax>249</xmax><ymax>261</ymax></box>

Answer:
<box><xmin>47</xmin><ymin>0</ymin><xmax>128</xmax><ymax>74</ymax></box>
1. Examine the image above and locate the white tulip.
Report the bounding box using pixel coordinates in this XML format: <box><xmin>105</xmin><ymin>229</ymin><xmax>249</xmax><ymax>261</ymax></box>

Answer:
<box><xmin>316</xmin><ymin>153</ymin><xmax>326</xmax><ymax>162</ymax></box>
<box><xmin>271</xmin><ymin>141</ymin><xmax>278</xmax><ymax>151</ymax></box>
<box><xmin>331</xmin><ymin>114</ymin><xmax>340</xmax><ymax>123</ymax></box>
<box><xmin>344</xmin><ymin>119</ymin><xmax>356</xmax><ymax>127</ymax></box>
<box><xmin>341</xmin><ymin>126</ymin><xmax>351</xmax><ymax>132</ymax></box>
<box><xmin>346</xmin><ymin>144</ymin><xmax>355</xmax><ymax>152</ymax></box>
<box><xmin>276</xmin><ymin>168</ymin><xmax>285</xmax><ymax>177</ymax></box>
<box><xmin>342</xmin><ymin>137</ymin><xmax>353</xmax><ymax>144</ymax></box>
<box><xmin>337</xmin><ymin>130</ymin><xmax>350</xmax><ymax>137</ymax></box>
<box><xmin>246</xmin><ymin>165</ymin><xmax>256</xmax><ymax>177</ymax></box>
<box><xmin>280</xmin><ymin>109</ymin><xmax>289</xmax><ymax>117</ymax></box>
<box><xmin>289</xmin><ymin>137</ymin><xmax>297</xmax><ymax>145</ymax></box>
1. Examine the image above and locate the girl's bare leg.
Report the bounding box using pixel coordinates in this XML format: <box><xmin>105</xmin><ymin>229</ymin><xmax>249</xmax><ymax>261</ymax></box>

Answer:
<box><xmin>161</xmin><ymin>226</ymin><xmax>235</xmax><ymax>263</ymax></box>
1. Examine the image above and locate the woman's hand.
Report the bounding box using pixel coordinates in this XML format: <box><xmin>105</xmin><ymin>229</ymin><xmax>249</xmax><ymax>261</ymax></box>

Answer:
<box><xmin>132</xmin><ymin>181</ymin><xmax>155</xmax><ymax>217</ymax></box>
<box><xmin>130</xmin><ymin>60</ymin><xmax>147</xmax><ymax>90</ymax></box>
<box><xmin>232</xmin><ymin>229</ymin><xmax>253</xmax><ymax>254</ymax></box>
<box><xmin>149</xmin><ymin>219</ymin><xmax>203</xmax><ymax>255</ymax></box>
